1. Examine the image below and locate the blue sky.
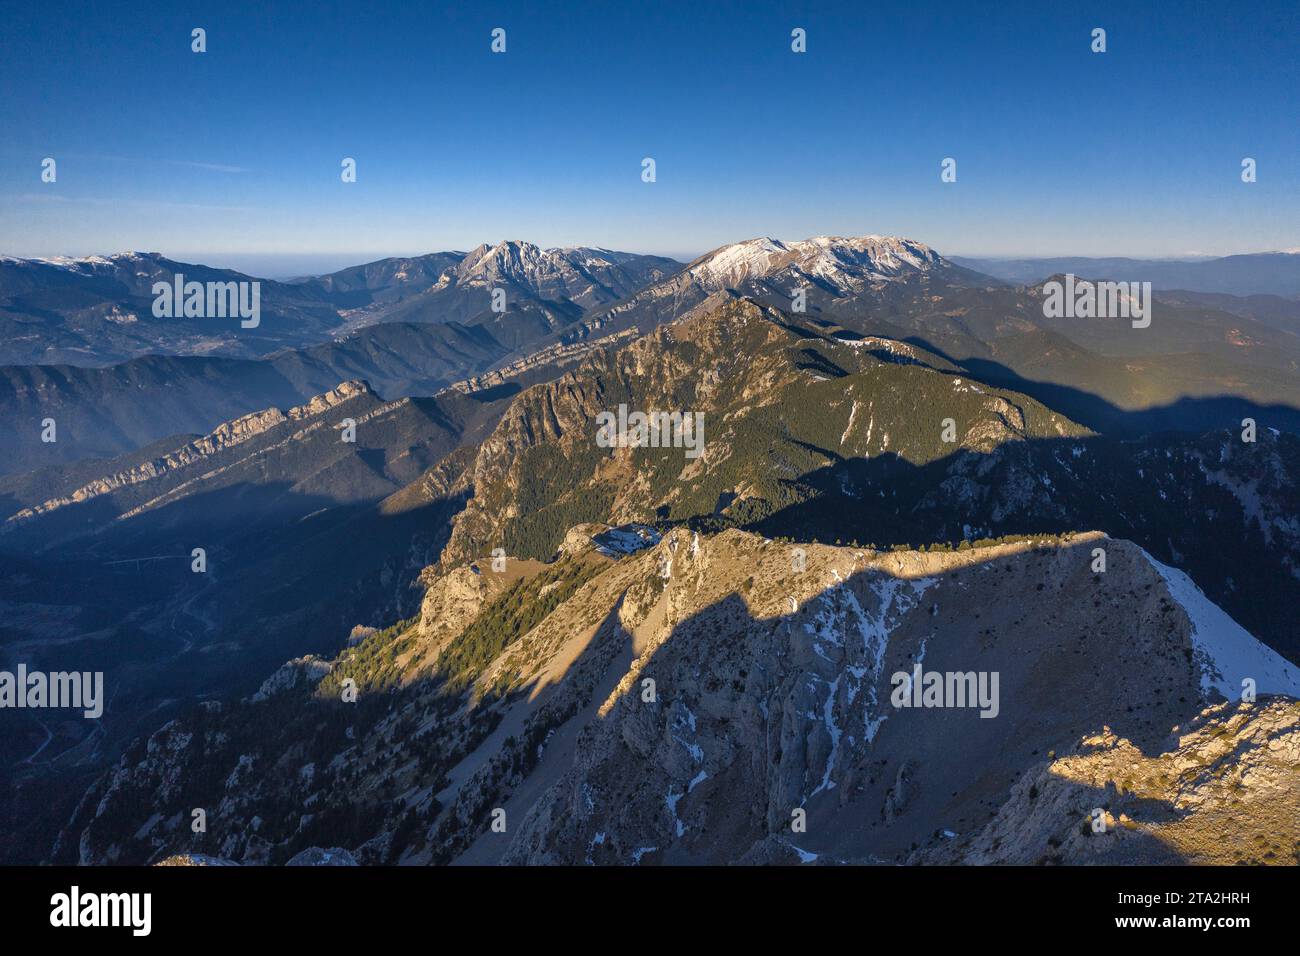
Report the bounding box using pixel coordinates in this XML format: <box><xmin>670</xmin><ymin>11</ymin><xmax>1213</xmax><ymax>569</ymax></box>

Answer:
<box><xmin>2</xmin><ymin>0</ymin><xmax>1298</xmax><ymax>272</ymax></box>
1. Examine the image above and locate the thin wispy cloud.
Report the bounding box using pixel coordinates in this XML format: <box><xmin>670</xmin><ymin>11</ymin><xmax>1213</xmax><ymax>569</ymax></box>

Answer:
<box><xmin>7</xmin><ymin>193</ymin><xmax>251</xmax><ymax>213</ymax></box>
<box><xmin>86</xmin><ymin>154</ymin><xmax>249</xmax><ymax>174</ymax></box>
<box><xmin>166</xmin><ymin>160</ymin><xmax>247</xmax><ymax>174</ymax></box>
<box><xmin>0</xmin><ymin>148</ymin><xmax>247</xmax><ymax>173</ymax></box>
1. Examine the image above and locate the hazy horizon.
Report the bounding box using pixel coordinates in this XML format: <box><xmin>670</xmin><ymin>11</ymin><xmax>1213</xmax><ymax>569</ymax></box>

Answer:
<box><xmin>8</xmin><ymin>240</ymin><xmax>1300</xmax><ymax>283</ymax></box>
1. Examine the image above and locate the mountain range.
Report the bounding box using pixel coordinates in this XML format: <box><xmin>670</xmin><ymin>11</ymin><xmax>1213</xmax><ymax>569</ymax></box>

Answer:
<box><xmin>2</xmin><ymin>234</ymin><xmax>1297</xmax><ymax>867</ymax></box>
<box><xmin>951</xmin><ymin>251</ymin><xmax>1300</xmax><ymax>297</ymax></box>
<box><xmin>0</xmin><ymin>244</ymin><xmax>678</xmax><ymax>367</ymax></box>
<box><xmin>6</xmin><ymin>237</ymin><xmax>1300</xmax><ymax>476</ymax></box>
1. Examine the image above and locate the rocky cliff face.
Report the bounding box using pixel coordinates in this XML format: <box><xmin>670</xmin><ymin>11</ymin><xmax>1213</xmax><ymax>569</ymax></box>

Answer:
<box><xmin>493</xmin><ymin>529</ymin><xmax>1299</xmax><ymax>865</ymax></box>
<box><xmin>913</xmin><ymin>697</ymin><xmax>1300</xmax><ymax>866</ymax></box>
<box><xmin>436</xmin><ymin>297</ymin><xmax>1085</xmax><ymax>568</ymax></box>
<box><xmin>55</xmin><ymin>526</ymin><xmax>1300</xmax><ymax>866</ymax></box>
<box><xmin>3</xmin><ymin>381</ymin><xmax>374</xmax><ymax>528</ymax></box>
<box><xmin>443</xmin><ymin>242</ymin><xmax>677</xmax><ymax>311</ymax></box>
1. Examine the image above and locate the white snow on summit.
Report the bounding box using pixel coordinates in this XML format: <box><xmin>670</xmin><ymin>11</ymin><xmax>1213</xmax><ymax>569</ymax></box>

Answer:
<box><xmin>682</xmin><ymin>235</ymin><xmax>945</xmax><ymax>291</ymax></box>
<box><xmin>0</xmin><ymin>252</ymin><xmax>160</xmax><ymax>274</ymax></box>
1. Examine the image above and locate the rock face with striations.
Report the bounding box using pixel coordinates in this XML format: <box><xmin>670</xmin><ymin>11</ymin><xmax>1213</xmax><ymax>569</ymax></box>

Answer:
<box><xmin>493</xmin><ymin>529</ymin><xmax>1299</xmax><ymax>865</ymax></box>
<box><xmin>53</xmin><ymin>526</ymin><xmax>1300</xmax><ymax>866</ymax></box>
<box><xmin>912</xmin><ymin>698</ymin><xmax>1300</xmax><ymax>866</ymax></box>
<box><xmin>436</xmin><ymin>297</ymin><xmax>1085</xmax><ymax>569</ymax></box>
<box><xmin>250</xmin><ymin>656</ymin><xmax>333</xmax><ymax>702</ymax></box>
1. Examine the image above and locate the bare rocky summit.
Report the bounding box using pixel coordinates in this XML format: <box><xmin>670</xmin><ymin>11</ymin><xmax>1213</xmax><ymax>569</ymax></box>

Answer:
<box><xmin>57</xmin><ymin>525</ymin><xmax>1300</xmax><ymax>866</ymax></box>
<box><xmin>915</xmin><ymin>698</ymin><xmax>1300</xmax><ymax>866</ymax></box>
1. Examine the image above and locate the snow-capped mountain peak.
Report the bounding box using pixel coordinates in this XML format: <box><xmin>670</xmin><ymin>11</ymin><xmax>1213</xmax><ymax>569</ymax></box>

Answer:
<box><xmin>0</xmin><ymin>250</ymin><xmax>162</xmax><ymax>271</ymax></box>
<box><xmin>436</xmin><ymin>240</ymin><xmax>677</xmax><ymax>309</ymax></box>
<box><xmin>683</xmin><ymin>234</ymin><xmax>947</xmax><ymax>291</ymax></box>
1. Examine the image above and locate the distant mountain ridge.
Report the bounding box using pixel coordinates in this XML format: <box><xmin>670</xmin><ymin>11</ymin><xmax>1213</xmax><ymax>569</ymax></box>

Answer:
<box><xmin>571</xmin><ymin>234</ymin><xmax>985</xmax><ymax>336</ymax></box>
<box><xmin>0</xmin><ymin>243</ymin><xmax>683</xmax><ymax>474</ymax></box>
<box><xmin>681</xmin><ymin>235</ymin><xmax>949</xmax><ymax>288</ymax></box>
<box><xmin>0</xmin><ymin>321</ymin><xmax>510</xmax><ymax>474</ymax></box>
<box><xmin>951</xmin><ymin>252</ymin><xmax>1300</xmax><ymax>297</ymax></box>
<box><xmin>6</xmin><ymin>233</ymin><xmax>1300</xmax><ymax>477</ymax></box>
<box><xmin>560</xmin><ymin>237</ymin><xmax>1300</xmax><ymax>439</ymax></box>
<box><xmin>0</xmin><ymin>251</ymin><xmax>351</xmax><ymax>365</ymax></box>
<box><xmin>366</xmin><ymin>241</ymin><xmax>679</xmax><ymax>328</ymax></box>
<box><xmin>0</xmin><ymin>243</ymin><xmax>682</xmax><ymax>367</ymax></box>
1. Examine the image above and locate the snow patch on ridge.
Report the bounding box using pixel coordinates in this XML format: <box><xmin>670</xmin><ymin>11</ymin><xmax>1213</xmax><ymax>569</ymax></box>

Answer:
<box><xmin>800</xmin><ymin>574</ymin><xmax>936</xmax><ymax>796</ymax></box>
<box><xmin>1144</xmin><ymin>552</ymin><xmax>1300</xmax><ymax>700</ymax></box>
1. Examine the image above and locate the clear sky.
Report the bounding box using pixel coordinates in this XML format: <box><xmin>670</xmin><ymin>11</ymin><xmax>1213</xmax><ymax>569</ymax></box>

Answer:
<box><xmin>2</xmin><ymin>0</ymin><xmax>1298</xmax><ymax>272</ymax></box>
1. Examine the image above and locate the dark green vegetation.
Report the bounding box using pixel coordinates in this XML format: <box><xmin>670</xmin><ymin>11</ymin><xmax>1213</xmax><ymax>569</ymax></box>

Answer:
<box><xmin>318</xmin><ymin>617</ymin><xmax>419</xmax><ymax>697</ymax></box>
<box><xmin>452</xmin><ymin>300</ymin><xmax>1087</xmax><ymax>565</ymax></box>
<box><xmin>436</xmin><ymin>558</ymin><xmax>603</xmax><ymax>690</ymax></box>
<box><xmin>56</xmin><ymin>657</ymin><xmax>495</xmax><ymax>865</ymax></box>
<box><xmin>48</xmin><ymin>556</ymin><xmax>603</xmax><ymax>865</ymax></box>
